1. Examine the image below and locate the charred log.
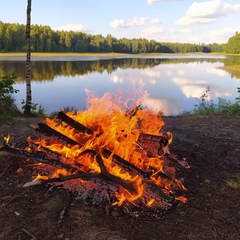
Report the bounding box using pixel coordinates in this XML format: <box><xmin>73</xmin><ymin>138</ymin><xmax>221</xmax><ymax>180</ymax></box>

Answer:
<box><xmin>0</xmin><ymin>144</ymin><xmax>76</xmax><ymax>172</ymax></box>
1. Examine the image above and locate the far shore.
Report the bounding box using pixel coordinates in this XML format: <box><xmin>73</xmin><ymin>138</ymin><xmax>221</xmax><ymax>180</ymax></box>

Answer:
<box><xmin>0</xmin><ymin>52</ymin><xmax>132</xmax><ymax>57</ymax></box>
<box><xmin>1</xmin><ymin>52</ymin><xmax>240</xmax><ymax>72</ymax></box>
<box><xmin>1</xmin><ymin>52</ymin><xmax>238</xmax><ymax>57</ymax></box>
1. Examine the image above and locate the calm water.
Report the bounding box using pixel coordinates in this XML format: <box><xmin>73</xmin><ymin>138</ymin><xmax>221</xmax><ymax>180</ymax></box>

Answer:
<box><xmin>1</xmin><ymin>54</ymin><xmax>240</xmax><ymax>116</ymax></box>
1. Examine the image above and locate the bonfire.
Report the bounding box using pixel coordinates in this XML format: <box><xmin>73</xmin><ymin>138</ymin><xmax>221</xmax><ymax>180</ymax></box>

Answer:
<box><xmin>0</xmin><ymin>89</ymin><xmax>189</xmax><ymax>219</ymax></box>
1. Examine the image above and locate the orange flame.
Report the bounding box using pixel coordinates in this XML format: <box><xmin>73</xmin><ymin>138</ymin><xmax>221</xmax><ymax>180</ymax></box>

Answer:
<box><xmin>28</xmin><ymin>89</ymin><xmax>187</xmax><ymax>206</ymax></box>
<box><xmin>4</xmin><ymin>134</ymin><xmax>10</xmax><ymax>144</ymax></box>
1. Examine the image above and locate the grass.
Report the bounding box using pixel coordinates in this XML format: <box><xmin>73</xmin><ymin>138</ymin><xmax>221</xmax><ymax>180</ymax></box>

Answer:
<box><xmin>0</xmin><ymin>97</ymin><xmax>47</xmax><ymax>122</ymax></box>
<box><xmin>186</xmin><ymin>86</ymin><xmax>240</xmax><ymax>116</ymax></box>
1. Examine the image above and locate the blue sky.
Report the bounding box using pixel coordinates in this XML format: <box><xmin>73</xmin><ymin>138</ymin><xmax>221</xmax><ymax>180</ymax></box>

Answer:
<box><xmin>0</xmin><ymin>0</ymin><xmax>240</xmax><ymax>44</ymax></box>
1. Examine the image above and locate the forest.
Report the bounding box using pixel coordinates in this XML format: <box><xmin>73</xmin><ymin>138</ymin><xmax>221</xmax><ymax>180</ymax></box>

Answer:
<box><xmin>224</xmin><ymin>31</ymin><xmax>240</xmax><ymax>54</ymax></box>
<box><xmin>1</xmin><ymin>21</ymin><xmax>237</xmax><ymax>54</ymax></box>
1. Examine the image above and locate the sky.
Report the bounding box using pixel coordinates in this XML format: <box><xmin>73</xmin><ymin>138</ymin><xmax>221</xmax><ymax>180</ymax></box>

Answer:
<box><xmin>0</xmin><ymin>0</ymin><xmax>240</xmax><ymax>44</ymax></box>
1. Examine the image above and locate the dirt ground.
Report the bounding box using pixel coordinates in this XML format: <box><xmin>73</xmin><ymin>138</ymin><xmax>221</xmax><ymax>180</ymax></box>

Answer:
<box><xmin>0</xmin><ymin>114</ymin><xmax>240</xmax><ymax>240</ymax></box>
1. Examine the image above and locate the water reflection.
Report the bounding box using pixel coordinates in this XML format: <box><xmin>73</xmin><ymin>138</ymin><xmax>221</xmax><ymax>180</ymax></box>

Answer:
<box><xmin>0</xmin><ymin>54</ymin><xmax>239</xmax><ymax>116</ymax></box>
<box><xmin>1</xmin><ymin>56</ymin><xmax>236</xmax><ymax>82</ymax></box>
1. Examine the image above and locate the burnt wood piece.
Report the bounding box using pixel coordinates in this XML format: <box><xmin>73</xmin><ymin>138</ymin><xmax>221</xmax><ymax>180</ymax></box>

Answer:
<box><xmin>29</xmin><ymin>139</ymin><xmax>136</xmax><ymax>193</ymax></box>
<box><xmin>138</xmin><ymin>133</ymin><xmax>168</xmax><ymax>147</ymax></box>
<box><xmin>144</xmin><ymin>181</ymin><xmax>174</xmax><ymax>204</ymax></box>
<box><xmin>24</xmin><ymin>170</ymin><xmax>113</xmax><ymax>186</ymax></box>
<box><xmin>0</xmin><ymin>144</ymin><xmax>77</xmax><ymax>172</ymax></box>
<box><xmin>102</xmin><ymin>148</ymin><xmax>149</xmax><ymax>178</ymax></box>
<box><xmin>28</xmin><ymin>141</ymin><xmax>84</xmax><ymax>170</ymax></box>
<box><xmin>78</xmin><ymin>149</ymin><xmax>136</xmax><ymax>194</ymax></box>
<box><xmin>136</xmin><ymin>133</ymin><xmax>168</xmax><ymax>157</ymax></box>
<box><xmin>122</xmin><ymin>201</ymin><xmax>168</xmax><ymax>219</ymax></box>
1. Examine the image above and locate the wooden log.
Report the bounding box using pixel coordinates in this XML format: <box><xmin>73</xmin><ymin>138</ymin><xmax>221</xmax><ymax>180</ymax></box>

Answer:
<box><xmin>58</xmin><ymin>111</ymin><xmax>94</xmax><ymax>135</ymax></box>
<box><xmin>0</xmin><ymin>144</ymin><xmax>76</xmax><ymax>172</ymax></box>
<box><xmin>35</xmin><ymin>115</ymin><xmax>178</xmax><ymax>202</ymax></box>
<box><xmin>56</xmin><ymin>112</ymin><xmax>171</xmax><ymax>178</ymax></box>
<box><xmin>37</xmin><ymin>122</ymin><xmax>78</xmax><ymax>145</ymax></box>
<box><xmin>36</xmin><ymin>121</ymin><xmax>150</xmax><ymax>178</ymax></box>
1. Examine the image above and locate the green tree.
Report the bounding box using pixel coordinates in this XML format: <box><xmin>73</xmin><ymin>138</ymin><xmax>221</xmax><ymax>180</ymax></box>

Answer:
<box><xmin>224</xmin><ymin>32</ymin><xmax>240</xmax><ymax>54</ymax></box>
<box><xmin>0</xmin><ymin>73</ymin><xmax>19</xmax><ymax>114</ymax></box>
<box><xmin>0</xmin><ymin>20</ymin><xmax>229</xmax><ymax>54</ymax></box>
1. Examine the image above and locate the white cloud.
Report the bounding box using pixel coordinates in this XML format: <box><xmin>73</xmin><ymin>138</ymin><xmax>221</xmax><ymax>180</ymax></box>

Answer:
<box><xmin>209</xmin><ymin>27</ymin><xmax>239</xmax><ymax>41</ymax></box>
<box><xmin>148</xmin><ymin>0</ymin><xmax>181</xmax><ymax>5</ymax></box>
<box><xmin>206</xmin><ymin>67</ymin><xmax>228</xmax><ymax>77</ymax></box>
<box><xmin>110</xmin><ymin>16</ymin><xmax>147</xmax><ymax>29</ymax></box>
<box><xmin>172</xmin><ymin>76</ymin><xmax>232</xmax><ymax>99</ymax></box>
<box><xmin>140</xmin><ymin>69</ymin><xmax>161</xmax><ymax>78</ymax></box>
<box><xmin>110</xmin><ymin>74</ymin><xmax>145</xmax><ymax>85</ymax></box>
<box><xmin>142</xmin><ymin>97</ymin><xmax>182</xmax><ymax>116</ymax></box>
<box><xmin>52</xmin><ymin>24</ymin><xmax>87</xmax><ymax>32</ymax></box>
<box><xmin>176</xmin><ymin>0</ymin><xmax>240</xmax><ymax>25</ymax></box>
<box><xmin>129</xmin><ymin>16</ymin><xmax>148</xmax><ymax>26</ymax></box>
<box><xmin>194</xmin><ymin>26</ymin><xmax>240</xmax><ymax>43</ymax></box>
<box><xmin>151</xmin><ymin>27</ymin><xmax>196</xmax><ymax>43</ymax></box>
<box><xmin>179</xmin><ymin>28</ymin><xmax>193</xmax><ymax>34</ymax></box>
<box><xmin>151</xmin><ymin>18</ymin><xmax>161</xmax><ymax>24</ymax></box>
<box><xmin>172</xmin><ymin>77</ymin><xmax>210</xmax><ymax>98</ymax></box>
<box><xmin>110</xmin><ymin>19</ymin><xmax>128</xmax><ymax>29</ymax></box>
<box><xmin>176</xmin><ymin>16</ymin><xmax>215</xmax><ymax>25</ymax></box>
<box><xmin>169</xmin><ymin>27</ymin><xmax>176</xmax><ymax>33</ymax></box>
<box><xmin>141</xmin><ymin>26</ymin><xmax>164</xmax><ymax>39</ymax></box>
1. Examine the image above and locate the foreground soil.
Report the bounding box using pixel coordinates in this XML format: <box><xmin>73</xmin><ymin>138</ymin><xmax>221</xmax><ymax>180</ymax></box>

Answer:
<box><xmin>0</xmin><ymin>114</ymin><xmax>240</xmax><ymax>240</ymax></box>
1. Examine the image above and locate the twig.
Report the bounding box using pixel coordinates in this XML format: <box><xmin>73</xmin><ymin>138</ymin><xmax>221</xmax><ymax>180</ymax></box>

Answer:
<box><xmin>23</xmin><ymin>171</ymin><xmax>100</xmax><ymax>187</ymax></box>
<box><xmin>0</xmin><ymin>165</ymin><xmax>11</xmax><ymax>179</ymax></box>
<box><xmin>21</xmin><ymin>228</ymin><xmax>36</xmax><ymax>240</ymax></box>
<box><xmin>57</xmin><ymin>192</ymin><xmax>73</xmax><ymax>228</ymax></box>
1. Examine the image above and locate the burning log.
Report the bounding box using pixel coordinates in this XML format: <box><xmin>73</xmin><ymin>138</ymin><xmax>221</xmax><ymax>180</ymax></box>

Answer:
<box><xmin>34</xmin><ymin>116</ymin><xmax>179</xmax><ymax>199</ymax></box>
<box><xmin>0</xmin><ymin>103</ymin><xmax>189</xmax><ymax>219</ymax></box>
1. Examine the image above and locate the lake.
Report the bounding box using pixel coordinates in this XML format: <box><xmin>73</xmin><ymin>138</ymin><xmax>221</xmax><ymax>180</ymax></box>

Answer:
<box><xmin>1</xmin><ymin>54</ymin><xmax>240</xmax><ymax>116</ymax></box>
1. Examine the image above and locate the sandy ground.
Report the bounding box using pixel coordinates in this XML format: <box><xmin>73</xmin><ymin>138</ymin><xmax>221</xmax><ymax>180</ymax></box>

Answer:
<box><xmin>0</xmin><ymin>114</ymin><xmax>240</xmax><ymax>240</ymax></box>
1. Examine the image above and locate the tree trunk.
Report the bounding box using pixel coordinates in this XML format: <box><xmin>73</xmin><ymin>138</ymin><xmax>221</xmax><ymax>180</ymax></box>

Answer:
<box><xmin>24</xmin><ymin>0</ymin><xmax>32</xmax><ymax>116</ymax></box>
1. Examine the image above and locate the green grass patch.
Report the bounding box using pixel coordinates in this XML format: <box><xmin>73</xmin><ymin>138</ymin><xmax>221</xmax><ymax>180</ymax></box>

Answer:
<box><xmin>189</xmin><ymin>86</ymin><xmax>240</xmax><ymax>116</ymax></box>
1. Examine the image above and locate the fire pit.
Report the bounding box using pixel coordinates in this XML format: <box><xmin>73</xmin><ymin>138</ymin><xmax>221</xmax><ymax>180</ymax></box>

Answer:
<box><xmin>0</xmin><ymin>90</ymin><xmax>189</xmax><ymax>219</ymax></box>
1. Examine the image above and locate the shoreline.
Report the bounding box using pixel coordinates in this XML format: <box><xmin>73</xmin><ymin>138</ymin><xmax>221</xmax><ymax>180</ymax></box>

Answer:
<box><xmin>0</xmin><ymin>52</ymin><xmax>237</xmax><ymax>57</ymax></box>
<box><xmin>1</xmin><ymin>52</ymin><xmax>239</xmax><ymax>72</ymax></box>
<box><xmin>0</xmin><ymin>52</ymin><xmax>131</xmax><ymax>57</ymax></box>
